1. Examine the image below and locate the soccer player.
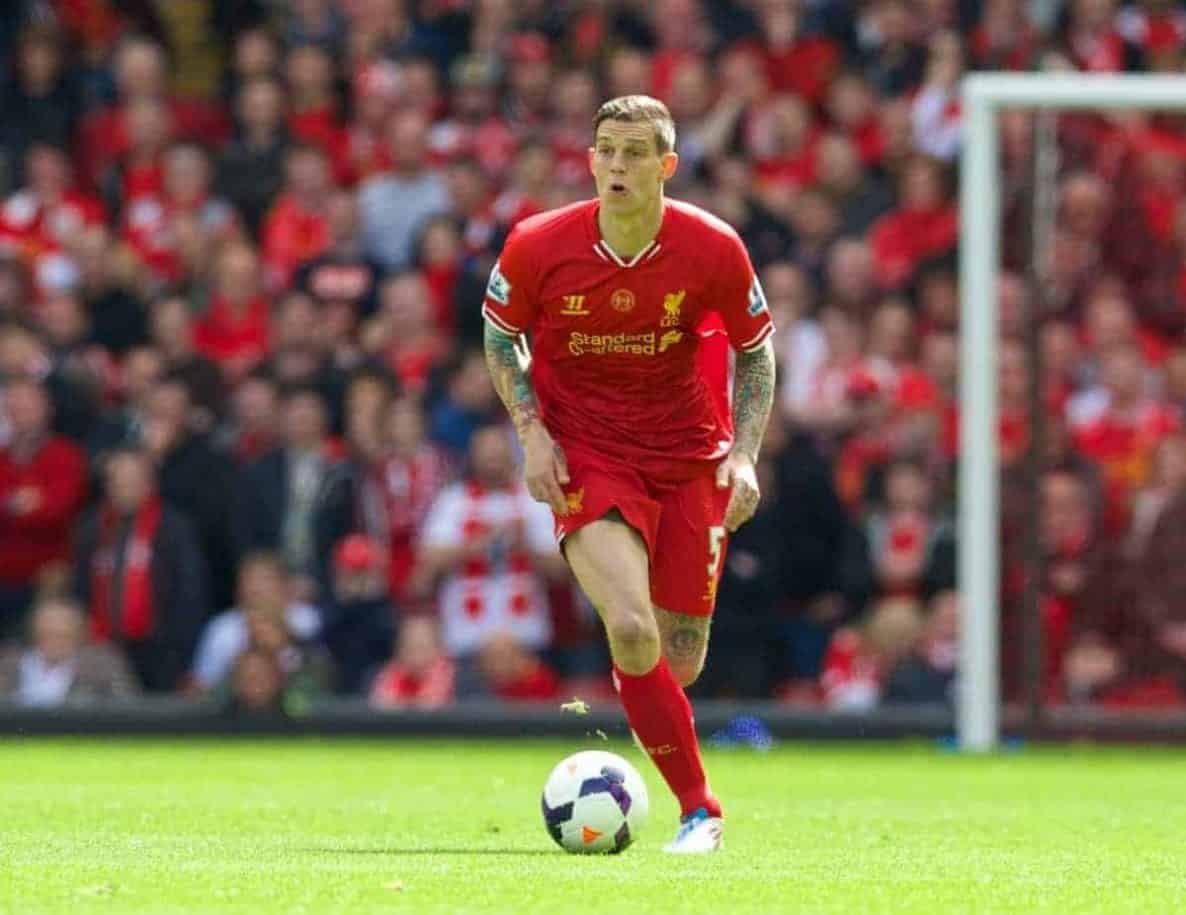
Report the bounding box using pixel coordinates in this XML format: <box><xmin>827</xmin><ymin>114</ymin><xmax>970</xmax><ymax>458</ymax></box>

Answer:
<box><xmin>482</xmin><ymin>96</ymin><xmax>775</xmax><ymax>853</ymax></box>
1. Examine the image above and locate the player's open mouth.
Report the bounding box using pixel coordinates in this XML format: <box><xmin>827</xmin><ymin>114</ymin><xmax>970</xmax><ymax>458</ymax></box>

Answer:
<box><xmin>609</xmin><ymin>183</ymin><xmax>628</xmax><ymax>195</ymax></box>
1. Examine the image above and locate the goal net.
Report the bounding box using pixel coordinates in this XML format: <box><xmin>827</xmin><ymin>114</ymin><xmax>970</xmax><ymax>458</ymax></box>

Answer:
<box><xmin>960</xmin><ymin>74</ymin><xmax>1186</xmax><ymax>749</ymax></box>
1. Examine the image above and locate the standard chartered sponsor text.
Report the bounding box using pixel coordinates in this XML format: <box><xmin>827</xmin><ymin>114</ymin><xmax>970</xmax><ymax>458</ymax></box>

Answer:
<box><xmin>568</xmin><ymin>331</ymin><xmax>657</xmax><ymax>356</ymax></box>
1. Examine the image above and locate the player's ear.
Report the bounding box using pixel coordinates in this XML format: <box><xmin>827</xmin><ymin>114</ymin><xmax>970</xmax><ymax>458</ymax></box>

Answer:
<box><xmin>660</xmin><ymin>152</ymin><xmax>679</xmax><ymax>181</ymax></box>
<box><xmin>587</xmin><ymin>147</ymin><xmax>597</xmax><ymax>176</ymax></box>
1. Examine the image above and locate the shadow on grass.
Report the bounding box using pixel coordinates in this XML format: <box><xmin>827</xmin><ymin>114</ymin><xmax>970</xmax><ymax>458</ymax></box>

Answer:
<box><xmin>302</xmin><ymin>847</ymin><xmax>557</xmax><ymax>856</ymax></box>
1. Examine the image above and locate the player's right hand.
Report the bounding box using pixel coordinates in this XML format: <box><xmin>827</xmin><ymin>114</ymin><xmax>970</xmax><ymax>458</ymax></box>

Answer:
<box><xmin>523</xmin><ymin>423</ymin><xmax>571</xmax><ymax>516</ymax></box>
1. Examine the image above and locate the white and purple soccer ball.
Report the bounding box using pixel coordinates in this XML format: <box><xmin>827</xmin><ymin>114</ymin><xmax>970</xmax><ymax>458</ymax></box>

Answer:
<box><xmin>541</xmin><ymin>750</ymin><xmax>649</xmax><ymax>854</ymax></box>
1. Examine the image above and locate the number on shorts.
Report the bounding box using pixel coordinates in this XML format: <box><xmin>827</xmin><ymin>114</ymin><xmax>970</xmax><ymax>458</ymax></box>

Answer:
<box><xmin>707</xmin><ymin>525</ymin><xmax>726</xmax><ymax>580</ymax></box>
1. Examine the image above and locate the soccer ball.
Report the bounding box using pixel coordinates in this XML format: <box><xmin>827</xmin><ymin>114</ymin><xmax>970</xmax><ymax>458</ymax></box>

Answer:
<box><xmin>541</xmin><ymin>750</ymin><xmax>649</xmax><ymax>854</ymax></box>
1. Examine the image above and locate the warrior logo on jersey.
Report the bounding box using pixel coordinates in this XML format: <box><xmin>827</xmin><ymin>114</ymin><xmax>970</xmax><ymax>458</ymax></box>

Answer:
<box><xmin>561</xmin><ymin>295</ymin><xmax>590</xmax><ymax>316</ymax></box>
<box><xmin>747</xmin><ymin>277</ymin><xmax>768</xmax><ymax>317</ymax></box>
<box><xmin>486</xmin><ymin>260</ymin><xmax>511</xmax><ymax>305</ymax></box>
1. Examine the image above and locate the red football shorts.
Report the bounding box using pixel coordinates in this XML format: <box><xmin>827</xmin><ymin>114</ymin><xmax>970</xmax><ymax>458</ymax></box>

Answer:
<box><xmin>554</xmin><ymin>447</ymin><xmax>731</xmax><ymax>617</ymax></box>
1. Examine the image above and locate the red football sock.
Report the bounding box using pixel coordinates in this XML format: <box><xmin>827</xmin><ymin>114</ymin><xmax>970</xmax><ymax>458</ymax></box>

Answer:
<box><xmin>613</xmin><ymin>658</ymin><xmax>722</xmax><ymax>819</ymax></box>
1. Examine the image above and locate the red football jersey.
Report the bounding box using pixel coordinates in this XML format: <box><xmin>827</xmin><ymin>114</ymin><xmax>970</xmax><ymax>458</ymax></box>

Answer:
<box><xmin>482</xmin><ymin>198</ymin><xmax>774</xmax><ymax>474</ymax></box>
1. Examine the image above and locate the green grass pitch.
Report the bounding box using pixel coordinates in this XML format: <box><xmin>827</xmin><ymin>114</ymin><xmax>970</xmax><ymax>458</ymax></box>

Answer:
<box><xmin>1</xmin><ymin>737</ymin><xmax>1184</xmax><ymax>914</ymax></box>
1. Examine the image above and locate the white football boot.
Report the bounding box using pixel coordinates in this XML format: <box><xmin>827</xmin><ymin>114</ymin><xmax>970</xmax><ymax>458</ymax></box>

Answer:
<box><xmin>662</xmin><ymin>807</ymin><xmax>724</xmax><ymax>854</ymax></box>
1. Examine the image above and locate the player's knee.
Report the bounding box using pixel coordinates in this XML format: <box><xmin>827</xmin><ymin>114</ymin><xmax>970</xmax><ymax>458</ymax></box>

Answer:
<box><xmin>605</xmin><ymin>604</ymin><xmax>660</xmax><ymax>655</ymax></box>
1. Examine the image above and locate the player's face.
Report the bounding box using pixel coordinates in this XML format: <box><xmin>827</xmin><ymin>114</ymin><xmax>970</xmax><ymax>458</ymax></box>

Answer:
<box><xmin>589</xmin><ymin>120</ymin><xmax>678</xmax><ymax>214</ymax></box>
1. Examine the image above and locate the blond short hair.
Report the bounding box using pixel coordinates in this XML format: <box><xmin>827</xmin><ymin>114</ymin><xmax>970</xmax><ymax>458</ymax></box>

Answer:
<box><xmin>593</xmin><ymin>95</ymin><xmax>676</xmax><ymax>155</ymax></box>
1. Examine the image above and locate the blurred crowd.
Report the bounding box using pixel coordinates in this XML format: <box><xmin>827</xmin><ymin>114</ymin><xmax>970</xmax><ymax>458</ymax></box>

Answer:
<box><xmin>4</xmin><ymin>0</ymin><xmax>1186</xmax><ymax>714</ymax></box>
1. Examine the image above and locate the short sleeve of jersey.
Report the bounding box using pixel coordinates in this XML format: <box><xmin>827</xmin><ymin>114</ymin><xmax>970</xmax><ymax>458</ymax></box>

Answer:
<box><xmin>712</xmin><ymin>229</ymin><xmax>775</xmax><ymax>352</ymax></box>
<box><xmin>482</xmin><ymin>227</ymin><xmax>538</xmax><ymax>336</ymax></box>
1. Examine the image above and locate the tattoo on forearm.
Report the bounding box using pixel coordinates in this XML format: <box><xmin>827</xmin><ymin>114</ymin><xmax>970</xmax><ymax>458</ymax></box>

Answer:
<box><xmin>732</xmin><ymin>339</ymin><xmax>776</xmax><ymax>462</ymax></box>
<box><xmin>484</xmin><ymin>322</ymin><xmax>541</xmax><ymax>437</ymax></box>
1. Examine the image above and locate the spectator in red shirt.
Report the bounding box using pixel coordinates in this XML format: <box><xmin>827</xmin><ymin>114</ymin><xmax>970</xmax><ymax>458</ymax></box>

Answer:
<box><xmin>1004</xmin><ymin>468</ymin><xmax>1133</xmax><ymax>700</ymax></box>
<box><xmin>825</xmin><ymin>73</ymin><xmax>885</xmax><ymax>168</ymax></box>
<box><xmin>968</xmin><ymin>0</ymin><xmax>1041</xmax><ymax>71</ymax></box>
<box><xmin>284</xmin><ymin>42</ymin><xmax>344</xmax><ymax>158</ymax></box>
<box><xmin>490</xmin><ymin>141</ymin><xmax>554</xmax><ymax>232</ymax></box>
<box><xmin>1057</xmin><ymin>0</ymin><xmax>1141</xmax><ymax>72</ymax></box>
<box><xmin>122</xmin><ymin>141</ymin><xmax>240</xmax><ymax>291</ymax></box>
<box><xmin>261</xmin><ymin>144</ymin><xmax>334</xmax><ymax>292</ymax></box>
<box><xmin>108</xmin><ymin>96</ymin><xmax>170</xmax><ymax>208</ymax></box>
<box><xmin>430</xmin><ymin>55</ymin><xmax>517</xmax><ymax>181</ymax></box>
<box><xmin>751</xmin><ymin>0</ymin><xmax>840</xmax><ymax>106</ymax></box>
<box><xmin>414</xmin><ymin>216</ymin><xmax>465</xmax><ymax>342</ymax></box>
<box><xmin>338</xmin><ymin>60</ymin><xmax>399</xmax><ymax>185</ymax></box>
<box><xmin>0</xmin><ymin>144</ymin><xmax>105</xmax><ymax>299</ymax></box>
<box><xmin>362</xmin><ymin>271</ymin><xmax>448</xmax><ymax>395</ymax></box>
<box><xmin>1073</xmin><ymin>343</ymin><xmax>1179</xmax><ymax>530</ymax></box>
<box><xmin>193</xmin><ymin>241</ymin><xmax>271</xmax><ymax>379</ymax></box>
<box><xmin>78</xmin><ymin>36</ymin><xmax>227</xmax><ymax>194</ymax></box>
<box><xmin>648</xmin><ymin>0</ymin><xmax>713</xmax><ymax>102</ymax></box>
<box><xmin>549</xmin><ymin>67</ymin><xmax>601</xmax><ymax>188</ymax></box>
<box><xmin>0</xmin><ymin>377</ymin><xmax>87</xmax><ymax>632</ymax></box>
<box><xmin>869</xmin><ymin>154</ymin><xmax>958</xmax><ymax>290</ymax></box>
<box><xmin>818</xmin><ymin>598</ymin><xmax>924</xmax><ymax>709</ymax></box>
<box><xmin>749</xmin><ymin>94</ymin><xmax>821</xmax><ymax>198</ymax></box>
<box><xmin>370</xmin><ymin>615</ymin><xmax>456</xmax><ymax>708</ymax></box>
<box><xmin>371</xmin><ymin>394</ymin><xmax>451</xmax><ymax>607</ymax></box>
<box><xmin>476</xmin><ymin>630</ymin><xmax>562</xmax><ymax>703</ymax></box>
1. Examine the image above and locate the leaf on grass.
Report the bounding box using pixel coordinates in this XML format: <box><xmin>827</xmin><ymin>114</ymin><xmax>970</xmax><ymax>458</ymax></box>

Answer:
<box><xmin>384</xmin><ymin>880</ymin><xmax>405</xmax><ymax>892</ymax></box>
<box><xmin>560</xmin><ymin>697</ymin><xmax>590</xmax><ymax>716</ymax></box>
<box><xmin>77</xmin><ymin>883</ymin><xmax>115</xmax><ymax>897</ymax></box>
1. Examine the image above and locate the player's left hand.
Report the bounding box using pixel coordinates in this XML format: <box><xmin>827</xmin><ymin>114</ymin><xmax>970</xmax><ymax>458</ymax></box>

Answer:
<box><xmin>716</xmin><ymin>452</ymin><xmax>760</xmax><ymax>532</ymax></box>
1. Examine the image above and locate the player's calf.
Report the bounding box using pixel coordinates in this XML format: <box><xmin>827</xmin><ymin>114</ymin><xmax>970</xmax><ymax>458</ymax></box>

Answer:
<box><xmin>655</xmin><ymin>608</ymin><xmax>710</xmax><ymax>687</ymax></box>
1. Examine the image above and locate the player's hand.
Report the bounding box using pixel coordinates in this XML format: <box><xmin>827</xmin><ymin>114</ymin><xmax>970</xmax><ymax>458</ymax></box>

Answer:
<box><xmin>717</xmin><ymin>451</ymin><xmax>759</xmax><ymax>532</ymax></box>
<box><xmin>523</xmin><ymin>423</ymin><xmax>570</xmax><ymax>516</ymax></box>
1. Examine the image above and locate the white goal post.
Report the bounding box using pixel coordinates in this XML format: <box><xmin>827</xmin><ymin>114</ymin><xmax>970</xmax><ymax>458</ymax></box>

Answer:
<box><xmin>959</xmin><ymin>74</ymin><xmax>1186</xmax><ymax>751</ymax></box>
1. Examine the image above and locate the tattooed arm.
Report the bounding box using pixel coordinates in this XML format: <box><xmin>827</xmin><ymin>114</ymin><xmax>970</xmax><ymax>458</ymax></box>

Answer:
<box><xmin>731</xmin><ymin>338</ymin><xmax>777</xmax><ymax>463</ymax></box>
<box><xmin>484</xmin><ymin>320</ymin><xmax>541</xmax><ymax>439</ymax></box>
<box><xmin>483</xmin><ymin>321</ymin><xmax>570</xmax><ymax>514</ymax></box>
<box><xmin>716</xmin><ymin>338</ymin><xmax>776</xmax><ymax>530</ymax></box>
